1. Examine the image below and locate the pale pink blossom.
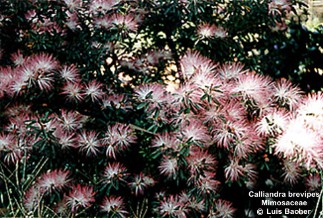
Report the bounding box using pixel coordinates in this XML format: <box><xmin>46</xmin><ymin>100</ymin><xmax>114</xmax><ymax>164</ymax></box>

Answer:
<box><xmin>66</xmin><ymin>184</ymin><xmax>96</xmax><ymax>213</ymax></box>
<box><xmin>179</xmin><ymin>50</ymin><xmax>216</xmax><ymax>80</ymax></box>
<box><xmin>159</xmin><ymin>156</ymin><xmax>178</xmax><ymax>177</ymax></box>
<box><xmin>37</xmin><ymin>169</ymin><xmax>70</xmax><ymax>193</ymax></box>
<box><xmin>268</xmin><ymin>0</ymin><xmax>292</xmax><ymax>16</ymax></box>
<box><xmin>197</xmin><ymin>23</ymin><xmax>217</xmax><ymax>39</ymax></box>
<box><xmin>224</xmin><ymin>159</ymin><xmax>244</xmax><ymax>182</ymax></box>
<box><xmin>297</xmin><ymin>92</ymin><xmax>323</xmax><ymax>131</ymax></box>
<box><xmin>151</xmin><ymin>132</ymin><xmax>181</xmax><ymax>151</ymax></box>
<box><xmin>77</xmin><ymin>131</ymin><xmax>102</xmax><ymax>156</ymax></box>
<box><xmin>273</xmin><ymin>79</ymin><xmax>302</xmax><ymax>110</ymax></box>
<box><xmin>57</xmin><ymin>110</ymin><xmax>83</xmax><ymax>132</ymax></box>
<box><xmin>101</xmin><ymin>196</ymin><xmax>128</xmax><ymax>218</ymax></box>
<box><xmin>232</xmin><ymin>72</ymin><xmax>273</xmax><ymax>108</ymax></box>
<box><xmin>282</xmin><ymin>159</ymin><xmax>301</xmax><ymax>185</ymax></box>
<box><xmin>214</xmin><ymin>26</ymin><xmax>228</xmax><ymax>38</ymax></box>
<box><xmin>305</xmin><ymin>174</ymin><xmax>321</xmax><ymax>191</ymax></box>
<box><xmin>212</xmin><ymin>199</ymin><xmax>236</xmax><ymax>218</ymax></box>
<box><xmin>218</xmin><ymin>62</ymin><xmax>246</xmax><ymax>81</ymax></box>
<box><xmin>89</xmin><ymin>0</ymin><xmax>121</xmax><ymax>14</ymax></box>
<box><xmin>84</xmin><ymin>80</ymin><xmax>104</xmax><ymax>102</ymax></box>
<box><xmin>256</xmin><ymin>109</ymin><xmax>289</xmax><ymax>136</ymax></box>
<box><xmin>110</xmin><ymin>13</ymin><xmax>138</xmax><ymax>33</ymax></box>
<box><xmin>23</xmin><ymin>186</ymin><xmax>41</xmax><ymax>212</ymax></box>
<box><xmin>102</xmin><ymin>162</ymin><xmax>128</xmax><ymax>183</ymax></box>
<box><xmin>63</xmin><ymin>0</ymin><xmax>82</xmax><ymax>11</ymax></box>
<box><xmin>53</xmin><ymin>128</ymin><xmax>77</xmax><ymax>149</ymax></box>
<box><xmin>134</xmin><ymin>83</ymin><xmax>167</xmax><ymax>105</ymax></box>
<box><xmin>195</xmin><ymin>172</ymin><xmax>220</xmax><ymax>194</ymax></box>
<box><xmin>59</xmin><ymin>65</ymin><xmax>81</xmax><ymax>83</ymax></box>
<box><xmin>10</xmin><ymin>50</ymin><xmax>25</xmax><ymax>66</ymax></box>
<box><xmin>101</xmin><ymin>123</ymin><xmax>136</xmax><ymax>158</ymax></box>
<box><xmin>61</xmin><ymin>82</ymin><xmax>84</xmax><ymax>102</ymax></box>
<box><xmin>65</xmin><ymin>11</ymin><xmax>80</xmax><ymax>30</ymax></box>
<box><xmin>274</xmin><ymin>118</ymin><xmax>323</xmax><ymax>168</ymax></box>
<box><xmin>179</xmin><ymin>120</ymin><xmax>212</xmax><ymax>147</ymax></box>
<box><xmin>101</xmin><ymin>93</ymin><xmax>130</xmax><ymax>110</ymax></box>
<box><xmin>129</xmin><ymin>173</ymin><xmax>155</xmax><ymax>196</ymax></box>
<box><xmin>159</xmin><ymin>195</ymin><xmax>187</xmax><ymax>218</ymax></box>
<box><xmin>186</xmin><ymin>148</ymin><xmax>216</xmax><ymax>176</ymax></box>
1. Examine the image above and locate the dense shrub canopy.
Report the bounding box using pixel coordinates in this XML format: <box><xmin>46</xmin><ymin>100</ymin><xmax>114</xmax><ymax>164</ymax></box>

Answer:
<box><xmin>0</xmin><ymin>0</ymin><xmax>322</xmax><ymax>217</ymax></box>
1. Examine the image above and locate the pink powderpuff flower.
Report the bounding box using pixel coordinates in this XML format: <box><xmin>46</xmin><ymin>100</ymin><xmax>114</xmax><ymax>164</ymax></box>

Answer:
<box><xmin>274</xmin><ymin>118</ymin><xmax>323</xmax><ymax>168</ymax></box>
<box><xmin>218</xmin><ymin>62</ymin><xmax>246</xmax><ymax>81</ymax></box>
<box><xmin>37</xmin><ymin>169</ymin><xmax>70</xmax><ymax>193</ymax></box>
<box><xmin>212</xmin><ymin>199</ymin><xmax>236</xmax><ymax>218</ymax></box>
<box><xmin>31</xmin><ymin>53</ymin><xmax>59</xmax><ymax>73</ymax></box>
<box><xmin>77</xmin><ymin>131</ymin><xmax>102</xmax><ymax>156</ymax></box>
<box><xmin>243</xmin><ymin>164</ymin><xmax>258</xmax><ymax>183</ymax></box>
<box><xmin>10</xmin><ymin>50</ymin><xmax>25</xmax><ymax>66</ymax></box>
<box><xmin>54</xmin><ymin>197</ymin><xmax>69</xmax><ymax>217</ymax></box>
<box><xmin>134</xmin><ymin>83</ymin><xmax>167</xmax><ymax>105</ymax></box>
<box><xmin>255</xmin><ymin>109</ymin><xmax>289</xmax><ymax>136</ymax></box>
<box><xmin>3</xmin><ymin>138</ymin><xmax>26</xmax><ymax>165</ymax></box>
<box><xmin>297</xmin><ymin>92</ymin><xmax>323</xmax><ymax>131</ymax></box>
<box><xmin>268</xmin><ymin>0</ymin><xmax>292</xmax><ymax>16</ymax></box>
<box><xmin>273</xmin><ymin>79</ymin><xmax>302</xmax><ymax>110</ymax></box>
<box><xmin>53</xmin><ymin>127</ymin><xmax>77</xmax><ymax>149</ymax></box>
<box><xmin>158</xmin><ymin>156</ymin><xmax>178</xmax><ymax>178</ymax></box>
<box><xmin>195</xmin><ymin>171</ymin><xmax>220</xmax><ymax>194</ymax></box>
<box><xmin>179</xmin><ymin>50</ymin><xmax>216</xmax><ymax>80</ymax></box>
<box><xmin>232</xmin><ymin>137</ymin><xmax>254</xmax><ymax>159</ymax></box>
<box><xmin>59</xmin><ymin>65</ymin><xmax>81</xmax><ymax>83</ymax></box>
<box><xmin>212</xmin><ymin>120</ymin><xmax>247</xmax><ymax>149</ymax></box>
<box><xmin>151</xmin><ymin>132</ymin><xmax>181</xmax><ymax>152</ymax></box>
<box><xmin>65</xmin><ymin>11</ymin><xmax>81</xmax><ymax>31</ymax></box>
<box><xmin>214</xmin><ymin>26</ymin><xmax>228</xmax><ymax>38</ymax></box>
<box><xmin>89</xmin><ymin>0</ymin><xmax>121</xmax><ymax>15</ymax></box>
<box><xmin>101</xmin><ymin>123</ymin><xmax>136</xmax><ymax>158</ymax></box>
<box><xmin>101</xmin><ymin>196</ymin><xmax>128</xmax><ymax>218</ymax></box>
<box><xmin>61</xmin><ymin>82</ymin><xmax>85</xmax><ymax>102</ymax></box>
<box><xmin>57</xmin><ymin>110</ymin><xmax>83</xmax><ymax>132</ymax></box>
<box><xmin>24</xmin><ymin>65</ymin><xmax>55</xmax><ymax>92</ymax></box>
<box><xmin>178</xmin><ymin>192</ymin><xmax>205</xmax><ymax>212</ymax></box>
<box><xmin>94</xmin><ymin>15</ymin><xmax>112</xmax><ymax>29</ymax></box>
<box><xmin>66</xmin><ymin>184</ymin><xmax>96</xmax><ymax>213</ymax></box>
<box><xmin>84</xmin><ymin>80</ymin><xmax>104</xmax><ymax>102</ymax></box>
<box><xmin>232</xmin><ymin>72</ymin><xmax>273</xmax><ymax>108</ymax></box>
<box><xmin>224</xmin><ymin>158</ymin><xmax>244</xmax><ymax>182</ymax></box>
<box><xmin>282</xmin><ymin>159</ymin><xmax>301</xmax><ymax>185</ymax></box>
<box><xmin>159</xmin><ymin>195</ymin><xmax>187</xmax><ymax>218</ymax></box>
<box><xmin>178</xmin><ymin>120</ymin><xmax>212</xmax><ymax>147</ymax></box>
<box><xmin>23</xmin><ymin>186</ymin><xmax>41</xmax><ymax>212</ymax></box>
<box><xmin>197</xmin><ymin>23</ymin><xmax>217</xmax><ymax>39</ymax></box>
<box><xmin>110</xmin><ymin>13</ymin><xmax>138</xmax><ymax>33</ymax></box>
<box><xmin>129</xmin><ymin>173</ymin><xmax>155</xmax><ymax>196</ymax></box>
<box><xmin>188</xmin><ymin>70</ymin><xmax>222</xmax><ymax>94</ymax></box>
<box><xmin>186</xmin><ymin>148</ymin><xmax>216</xmax><ymax>176</ymax></box>
<box><xmin>63</xmin><ymin>0</ymin><xmax>82</xmax><ymax>11</ymax></box>
<box><xmin>305</xmin><ymin>174</ymin><xmax>321</xmax><ymax>191</ymax></box>
<box><xmin>102</xmin><ymin>162</ymin><xmax>128</xmax><ymax>184</ymax></box>
<box><xmin>10</xmin><ymin>74</ymin><xmax>28</xmax><ymax>96</ymax></box>
<box><xmin>0</xmin><ymin>133</ymin><xmax>15</xmax><ymax>152</ymax></box>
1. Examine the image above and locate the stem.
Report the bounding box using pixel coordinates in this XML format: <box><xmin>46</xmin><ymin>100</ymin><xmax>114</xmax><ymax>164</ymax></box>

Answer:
<box><xmin>129</xmin><ymin>124</ymin><xmax>156</xmax><ymax>135</ymax></box>
<box><xmin>313</xmin><ymin>187</ymin><xmax>323</xmax><ymax>218</ymax></box>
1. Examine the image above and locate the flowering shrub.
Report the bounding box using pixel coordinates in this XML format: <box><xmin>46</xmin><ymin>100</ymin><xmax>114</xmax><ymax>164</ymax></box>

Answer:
<box><xmin>0</xmin><ymin>0</ymin><xmax>322</xmax><ymax>217</ymax></box>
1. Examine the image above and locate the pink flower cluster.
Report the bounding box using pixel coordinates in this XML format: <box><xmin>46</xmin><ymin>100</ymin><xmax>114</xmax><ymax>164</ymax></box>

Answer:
<box><xmin>1</xmin><ymin>48</ymin><xmax>322</xmax><ymax>217</ymax></box>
